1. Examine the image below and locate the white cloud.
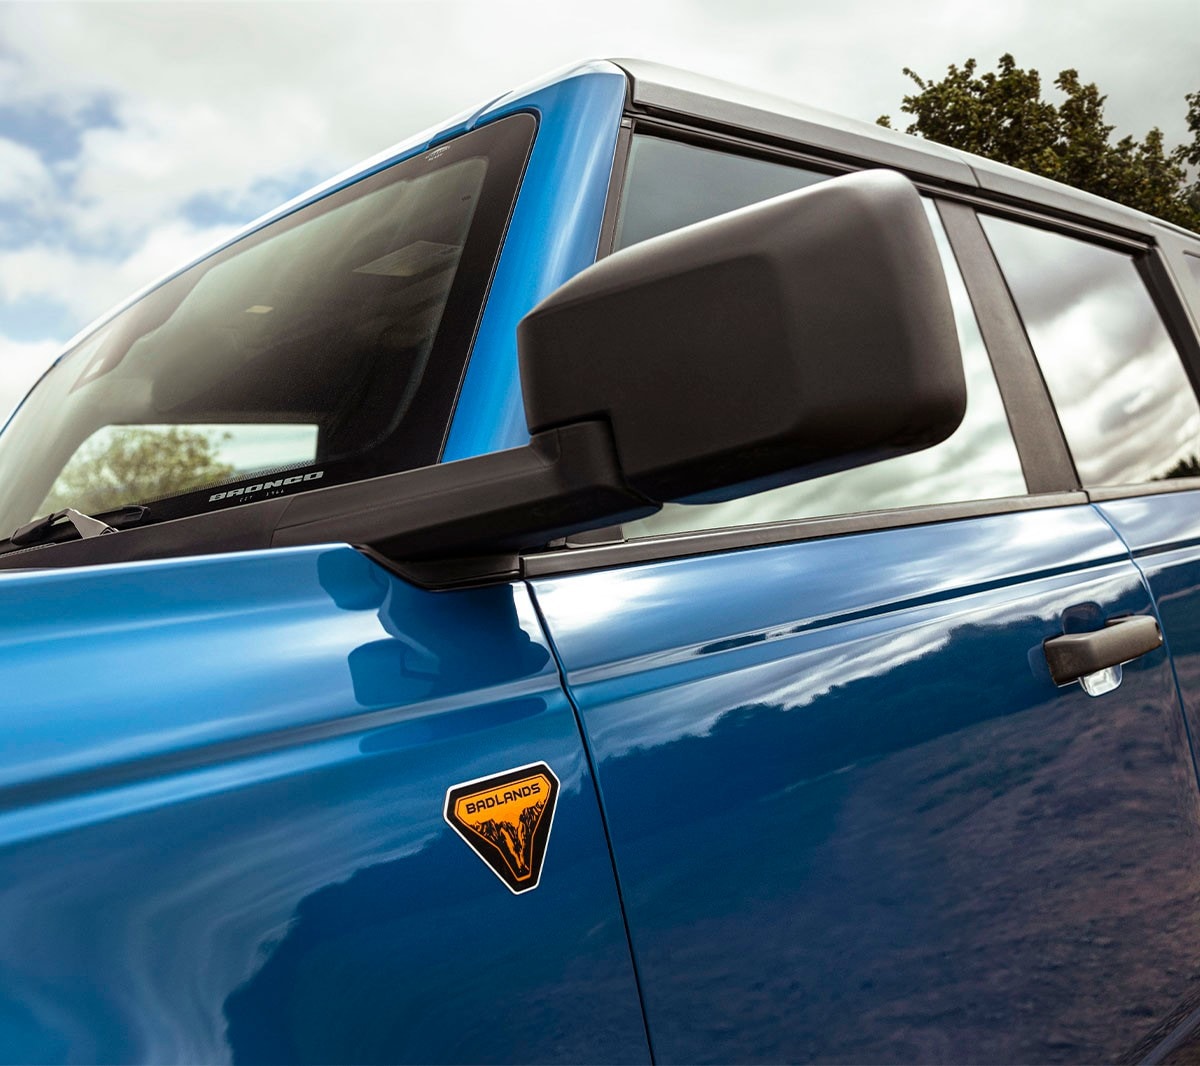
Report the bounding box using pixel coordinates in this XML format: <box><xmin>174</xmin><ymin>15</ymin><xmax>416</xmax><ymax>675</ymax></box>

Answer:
<box><xmin>7</xmin><ymin>0</ymin><xmax>1192</xmax><ymax>225</ymax></box>
<box><xmin>0</xmin><ymin>137</ymin><xmax>55</xmax><ymax>206</ymax></box>
<box><xmin>65</xmin><ymin>93</ymin><xmax>331</xmax><ymax>242</ymax></box>
<box><xmin>0</xmin><ymin>219</ymin><xmax>237</xmax><ymax>325</ymax></box>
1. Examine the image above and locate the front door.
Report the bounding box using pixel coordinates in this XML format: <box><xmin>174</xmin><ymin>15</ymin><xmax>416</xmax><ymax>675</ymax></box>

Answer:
<box><xmin>532</xmin><ymin>505</ymin><xmax>1200</xmax><ymax>1063</ymax></box>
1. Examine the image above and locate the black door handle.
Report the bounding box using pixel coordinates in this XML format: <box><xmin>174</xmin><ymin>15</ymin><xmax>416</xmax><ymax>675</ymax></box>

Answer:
<box><xmin>1043</xmin><ymin>615</ymin><xmax>1163</xmax><ymax>686</ymax></box>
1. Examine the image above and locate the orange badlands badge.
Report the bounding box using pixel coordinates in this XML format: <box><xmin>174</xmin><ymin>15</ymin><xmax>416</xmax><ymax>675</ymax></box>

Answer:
<box><xmin>444</xmin><ymin>763</ymin><xmax>560</xmax><ymax>894</ymax></box>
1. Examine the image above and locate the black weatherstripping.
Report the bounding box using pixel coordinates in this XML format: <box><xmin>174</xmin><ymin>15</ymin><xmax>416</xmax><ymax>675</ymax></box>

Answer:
<box><xmin>610</xmin><ymin>58</ymin><xmax>976</xmax><ymax>188</ymax></box>
<box><xmin>1137</xmin><ymin>247</ymin><xmax>1200</xmax><ymax>405</ymax></box>
<box><xmin>596</xmin><ymin>119</ymin><xmax>634</xmax><ymax>260</ymax></box>
<box><xmin>525</xmin><ymin>494</ymin><xmax>1091</xmax><ymax>579</ymax></box>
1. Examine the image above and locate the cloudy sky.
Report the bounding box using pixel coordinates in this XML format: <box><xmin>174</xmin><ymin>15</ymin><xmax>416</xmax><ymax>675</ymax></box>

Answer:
<box><xmin>1</xmin><ymin>0</ymin><xmax>1197</xmax><ymax>421</ymax></box>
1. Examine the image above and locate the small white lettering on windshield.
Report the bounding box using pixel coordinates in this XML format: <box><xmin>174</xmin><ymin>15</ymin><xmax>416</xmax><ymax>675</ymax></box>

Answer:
<box><xmin>209</xmin><ymin>470</ymin><xmax>324</xmax><ymax>503</ymax></box>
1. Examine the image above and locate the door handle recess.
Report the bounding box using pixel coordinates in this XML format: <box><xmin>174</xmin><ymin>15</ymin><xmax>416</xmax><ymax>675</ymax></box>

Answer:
<box><xmin>1043</xmin><ymin>615</ymin><xmax>1163</xmax><ymax>687</ymax></box>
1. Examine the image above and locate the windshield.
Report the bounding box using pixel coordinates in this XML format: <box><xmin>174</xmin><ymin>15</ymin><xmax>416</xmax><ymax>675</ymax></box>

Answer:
<box><xmin>0</xmin><ymin>113</ymin><xmax>535</xmax><ymax>540</ymax></box>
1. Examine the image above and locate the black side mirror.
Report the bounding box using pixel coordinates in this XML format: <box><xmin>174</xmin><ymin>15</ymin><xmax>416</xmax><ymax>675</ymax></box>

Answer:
<box><xmin>518</xmin><ymin>168</ymin><xmax>965</xmax><ymax>505</ymax></box>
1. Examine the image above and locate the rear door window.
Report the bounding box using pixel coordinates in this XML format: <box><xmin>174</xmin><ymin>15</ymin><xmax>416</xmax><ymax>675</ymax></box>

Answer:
<box><xmin>980</xmin><ymin>217</ymin><xmax>1200</xmax><ymax>487</ymax></box>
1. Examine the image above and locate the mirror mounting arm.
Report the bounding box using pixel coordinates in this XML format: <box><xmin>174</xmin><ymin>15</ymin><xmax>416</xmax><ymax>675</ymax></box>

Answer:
<box><xmin>271</xmin><ymin>419</ymin><xmax>658</xmax><ymax>576</ymax></box>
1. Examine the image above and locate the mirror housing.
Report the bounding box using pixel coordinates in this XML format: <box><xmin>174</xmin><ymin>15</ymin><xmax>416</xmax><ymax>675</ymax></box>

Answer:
<box><xmin>519</xmin><ymin>168</ymin><xmax>965</xmax><ymax>504</ymax></box>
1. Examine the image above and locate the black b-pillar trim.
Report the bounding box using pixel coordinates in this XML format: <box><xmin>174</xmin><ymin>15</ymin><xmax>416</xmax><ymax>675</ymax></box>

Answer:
<box><xmin>935</xmin><ymin>200</ymin><xmax>1080</xmax><ymax>494</ymax></box>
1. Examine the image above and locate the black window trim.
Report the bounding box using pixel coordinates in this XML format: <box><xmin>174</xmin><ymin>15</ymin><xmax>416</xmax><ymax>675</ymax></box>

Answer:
<box><xmin>596</xmin><ymin>117</ymin><xmax>634</xmax><ymax>260</ymax></box>
<box><xmin>1161</xmin><ymin>243</ymin><xmax>1200</xmax><ymax>344</ymax></box>
<box><xmin>598</xmin><ymin>116</ymin><xmax>1162</xmax><ymax>254</ymax></box>
<box><xmin>1136</xmin><ymin>244</ymin><xmax>1200</xmax><ymax>409</ymax></box>
<box><xmin>527</xmin><ymin>493</ymin><xmax>1090</xmax><ymax>579</ymax></box>
<box><xmin>934</xmin><ymin>200</ymin><xmax>1078</xmax><ymax>495</ymax></box>
<box><xmin>948</xmin><ymin>195</ymin><xmax>1150</xmax><ymax>252</ymax></box>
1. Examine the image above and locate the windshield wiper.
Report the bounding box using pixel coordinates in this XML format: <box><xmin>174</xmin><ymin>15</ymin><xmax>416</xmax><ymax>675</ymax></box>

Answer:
<box><xmin>7</xmin><ymin>505</ymin><xmax>151</xmax><ymax>549</ymax></box>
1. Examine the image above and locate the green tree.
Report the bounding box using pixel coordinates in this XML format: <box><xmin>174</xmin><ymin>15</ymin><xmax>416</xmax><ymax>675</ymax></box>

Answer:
<box><xmin>42</xmin><ymin>426</ymin><xmax>235</xmax><ymax>515</ymax></box>
<box><xmin>878</xmin><ymin>55</ymin><xmax>1200</xmax><ymax>231</ymax></box>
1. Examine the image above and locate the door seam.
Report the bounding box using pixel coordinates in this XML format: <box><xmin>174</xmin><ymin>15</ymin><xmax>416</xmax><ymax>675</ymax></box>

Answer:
<box><xmin>1091</xmin><ymin>502</ymin><xmax>1200</xmax><ymax>793</ymax></box>
<box><xmin>525</xmin><ymin>579</ymin><xmax>657</xmax><ymax>1065</ymax></box>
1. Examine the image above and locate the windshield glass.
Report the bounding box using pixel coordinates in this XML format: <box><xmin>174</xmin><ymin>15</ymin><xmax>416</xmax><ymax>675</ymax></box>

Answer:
<box><xmin>0</xmin><ymin>113</ymin><xmax>534</xmax><ymax>539</ymax></box>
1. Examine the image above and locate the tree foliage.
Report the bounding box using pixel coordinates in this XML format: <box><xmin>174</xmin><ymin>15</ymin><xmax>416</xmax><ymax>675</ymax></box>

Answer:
<box><xmin>878</xmin><ymin>55</ymin><xmax>1200</xmax><ymax>232</ymax></box>
<box><xmin>42</xmin><ymin>426</ymin><xmax>235</xmax><ymax>514</ymax></box>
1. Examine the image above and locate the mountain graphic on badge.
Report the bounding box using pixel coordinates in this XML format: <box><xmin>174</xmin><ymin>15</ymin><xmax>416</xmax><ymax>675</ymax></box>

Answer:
<box><xmin>444</xmin><ymin>763</ymin><xmax>560</xmax><ymax>894</ymax></box>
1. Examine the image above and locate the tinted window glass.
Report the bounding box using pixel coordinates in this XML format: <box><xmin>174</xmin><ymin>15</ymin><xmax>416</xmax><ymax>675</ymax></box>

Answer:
<box><xmin>0</xmin><ymin>114</ymin><xmax>534</xmax><ymax>535</ymax></box>
<box><xmin>615</xmin><ymin>136</ymin><xmax>828</xmax><ymax>249</ymax></box>
<box><xmin>982</xmin><ymin>217</ymin><xmax>1200</xmax><ymax>486</ymax></box>
<box><xmin>616</xmin><ymin>138</ymin><xmax>1025</xmax><ymax>540</ymax></box>
<box><xmin>40</xmin><ymin>424</ymin><xmax>318</xmax><ymax>516</ymax></box>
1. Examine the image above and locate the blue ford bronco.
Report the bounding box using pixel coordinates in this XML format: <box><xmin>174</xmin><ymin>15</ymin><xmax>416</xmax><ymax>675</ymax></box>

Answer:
<box><xmin>3</xmin><ymin>59</ymin><xmax>1200</xmax><ymax>1064</ymax></box>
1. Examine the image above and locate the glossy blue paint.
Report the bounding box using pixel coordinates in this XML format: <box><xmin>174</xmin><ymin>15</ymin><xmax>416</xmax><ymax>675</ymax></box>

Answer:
<box><xmin>441</xmin><ymin>67</ymin><xmax>627</xmax><ymax>460</ymax></box>
<box><xmin>0</xmin><ymin>545</ymin><xmax>648</xmax><ymax>1063</ymax></box>
<box><xmin>1096</xmin><ymin>492</ymin><xmax>1200</xmax><ymax>555</ymax></box>
<box><xmin>532</xmin><ymin>505</ymin><xmax>1200</xmax><ymax>1063</ymax></box>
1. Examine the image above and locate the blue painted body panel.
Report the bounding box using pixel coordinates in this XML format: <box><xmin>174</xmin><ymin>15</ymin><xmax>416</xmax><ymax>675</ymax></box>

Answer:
<box><xmin>0</xmin><ymin>545</ymin><xmax>648</xmax><ymax>1062</ymax></box>
<box><xmin>441</xmin><ymin>69</ymin><xmax>627</xmax><ymax>460</ymax></box>
<box><xmin>531</xmin><ymin>505</ymin><xmax>1200</xmax><ymax>1063</ymax></box>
